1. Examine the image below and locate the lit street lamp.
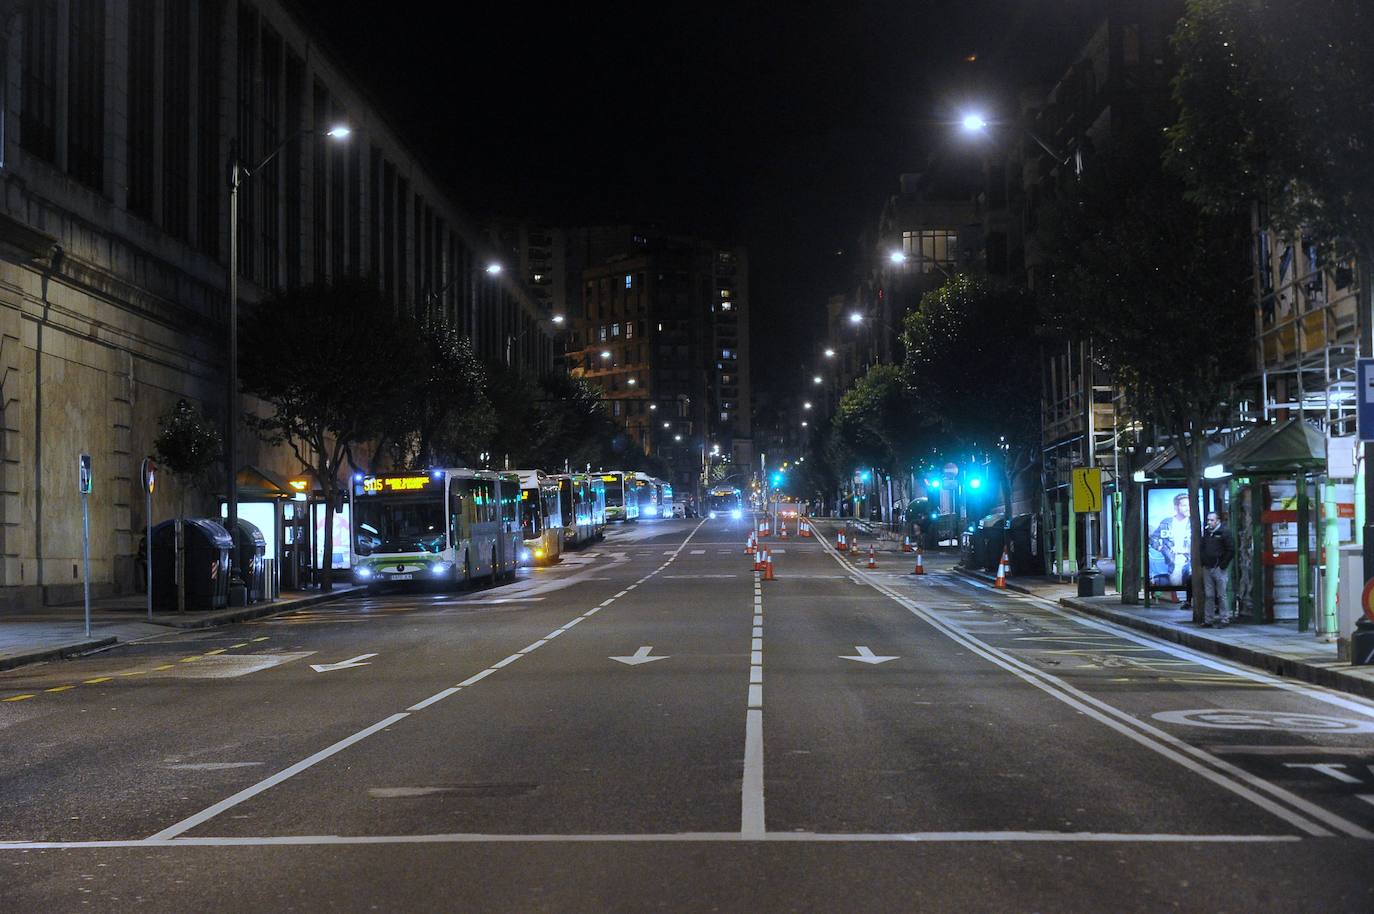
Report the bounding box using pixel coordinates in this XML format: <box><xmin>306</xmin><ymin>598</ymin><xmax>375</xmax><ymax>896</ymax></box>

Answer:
<box><xmin>226</xmin><ymin>122</ymin><xmax>349</xmax><ymax>594</ymax></box>
<box><xmin>824</xmin><ymin>347</ymin><xmax>836</xmax><ymax>358</ymax></box>
<box><xmin>888</xmin><ymin>250</ymin><xmax>907</xmax><ymax>266</ymax></box>
<box><xmin>813</xmin><ymin>375</ymin><xmax>823</xmax><ymax>385</ymax></box>
<box><xmin>485</xmin><ymin>262</ymin><xmax>503</xmax><ymax>275</ymax></box>
<box><xmin>803</xmin><ymin>401</ymin><xmax>812</xmax><ymax>410</ymax></box>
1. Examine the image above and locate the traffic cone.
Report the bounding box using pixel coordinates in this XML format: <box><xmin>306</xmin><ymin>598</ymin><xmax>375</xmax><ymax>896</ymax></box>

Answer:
<box><xmin>911</xmin><ymin>545</ymin><xmax>925</xmax><ymax>575</ymax></box>
<box><xmin>901</xmin><ymin>535</ymin><xmax>913</xmax><ymax>553</ymax></box>
<box><xmin>801</xmin><ymin>519</ymin><xmax>812</xmax><ymax>537</ymax></box>
<box><xmin>753</xmin><ymin>545</ymin><xmax>764</xmax><ymax>572</ymax></box>
<box><xmin>837</xmin><ymin>529</ymin><xmax>846</xmax><ymax>551</ymax></box>
<box><xmin>867</xmin><ymin>545</ymin><xmax>877</xmax><ymax>569</ymax></box>
<box><xmin>780</xmin><ymin>518</ymin><xmax>788</xmax><ymax>538</ymax></box>
<box><xmin>763</xmin><ymin>548</ymin><xmax>775</xmax><ymax>581</ymax></box>
<box><xmin>746</xmin><ymin>531</ymin><xmax>756</xmax><ymax>555</ymax></box>
<box><xmin>994</xmin><ymin>548</ymin><xmax>1009</xmax><ymax>588</ymax></box>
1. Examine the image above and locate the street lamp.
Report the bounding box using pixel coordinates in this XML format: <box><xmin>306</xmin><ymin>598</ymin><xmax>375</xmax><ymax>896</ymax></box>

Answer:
<box><xmin>824</xmin><ymin>347</ymin><xmax>835</xmax><ymax>358</ymax></box>
<box><xmin>803</xmin><ymin>401</ymin><xmax>812</xmax><ymax>410</ymax></box>
<box><xmin>552</xmin><ymin>314</ymin><xmax>565</xmax><ymax>325</ymax></box>
<box><xmin>959</xmin><ymin>107</ymin><xmax>1079</xmax><ymax>174</ymax></box>
<box><xmin>813</xmin><ymin>375</ymin><xmax>823</xmax><ymax>385</ymax></box>
<box><xmin>226</xmin><ymin>123</ymin><xmax>349</xmax><ymax>593</ymax></box>
<box><xmin>888</xmin><ymin>250</ymin><xmax>907</xmax><ymax>266</ymax></box>
<box><xmin>485</xmin><ymin>262</ymin><xmax>503</xmax><ymax>276</ymax></box>
<box><xmin>848</xmin><ymin>311</ymin><xmax>864</xmax><ymax>325</ymax></box>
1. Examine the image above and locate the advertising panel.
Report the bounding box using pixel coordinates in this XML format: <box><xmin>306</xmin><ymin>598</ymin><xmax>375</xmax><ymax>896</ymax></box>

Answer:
<box><xmin>1146</xmin><ymin>488</ymin><xmax>1190</xmax><ymax>597</ymax></box>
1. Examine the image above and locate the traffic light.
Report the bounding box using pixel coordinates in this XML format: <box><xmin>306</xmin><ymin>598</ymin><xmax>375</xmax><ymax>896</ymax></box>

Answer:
<box><xmin>968</xmin><ymin>476</ymin><xmax>983</xmax><ymax>490</ymax></box>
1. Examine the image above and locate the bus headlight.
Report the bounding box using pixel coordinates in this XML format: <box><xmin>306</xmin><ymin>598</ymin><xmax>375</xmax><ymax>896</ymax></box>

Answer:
<box><xmin>430</xmin><ymin>563</ymin><xmax>449</xmax><ymax>577</ymax></box>
<box><xmin>730</xmin><ymin>509</ymin><xmax>742</xmax><ymax>520</ymax></box>
<box><xmin>520</xmin><ymin>549</ymin><xmax>533</xmax><ymax>563</ymax></box>
<box><xmin>356</xmin><ymin>567</ymin><xmax>373</xmax><ymax>579</ymax></box>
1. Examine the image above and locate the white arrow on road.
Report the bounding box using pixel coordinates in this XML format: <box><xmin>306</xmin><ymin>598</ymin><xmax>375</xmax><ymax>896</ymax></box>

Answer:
<box><xmin>610</xmin><ymin>646</ymin><xmax>670</xmax><ymax>665</ymax></box>
<box><xmin>840</xmin><ymin>645</ymin><xmax>899</xmax><ymax>665</ymax></box>
<box><xmin>310</xmin><ymin>653</ymin><xmax>377</xmax><ymax>673</ymax></box>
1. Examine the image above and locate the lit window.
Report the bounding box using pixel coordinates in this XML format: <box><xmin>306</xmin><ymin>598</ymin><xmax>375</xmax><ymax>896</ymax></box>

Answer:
<box><xmin>612</xmin><ymin>323</ymin><xmax>621</xmax><ymax>337</ymax></box>
<box><xmin>721</xmin><ymin>301</ymin><xmax>732</xmax><ymax>311</ymax></box>
<box><xmin>599</xmin><ymin>326</ymin><xmax>608</xmax><ymax>341</ymax></box>
<box><xmin>625</xmin><ymin>322</ymin><xmax>634</xmax><ymax>339</ymax></box>
<box><xmin>625</xmin><ymin>275</ymin><xmax>633</xmax><ymax>289</ymax></box>
<box><xmin>720</xmin><ymin>289</ymin><xmax>732</xmax><ymax>299</ymax></box>
<box><xmin>657</xmin><ymin>322</ymin><xmax>664</xmax><ymax>331</ymax></box>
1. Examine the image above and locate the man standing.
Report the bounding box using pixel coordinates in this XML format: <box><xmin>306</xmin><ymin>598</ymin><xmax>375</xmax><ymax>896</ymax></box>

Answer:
<box><xmin>1200</xmin><ymin>512</ymin><xmax>1235</xmax><ymax>627</ymax></box>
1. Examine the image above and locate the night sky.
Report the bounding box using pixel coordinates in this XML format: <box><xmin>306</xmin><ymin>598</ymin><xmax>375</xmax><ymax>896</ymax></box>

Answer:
<box><xmin>293</xmin><ymin>0</ymin><xmax>1103</xmax><ymax>394</ymax></box>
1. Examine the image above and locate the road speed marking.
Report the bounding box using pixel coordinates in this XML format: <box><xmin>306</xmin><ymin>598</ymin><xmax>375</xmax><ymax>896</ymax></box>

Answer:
<box><xmin>1152</xmin><ymin>709</ymin><xmax>1374</xmax><ymax>733</ymax></box>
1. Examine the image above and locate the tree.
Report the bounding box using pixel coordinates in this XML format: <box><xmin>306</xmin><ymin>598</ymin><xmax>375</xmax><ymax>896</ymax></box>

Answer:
<box><xmin>902</xmin><ymin>275</ymin><xmax>1041</xmax><ymax>516</ymax></box>
<box><xmin>1037</xmin><ymin>131</ymin><xmax>1253</xmax><ymax>618</ymax></box>
<box><xmin>239</xmin><ymin>280</ymin><xmax>417</xmax><ymax>590</ymax></box>
<box><xmin>153</xmin><ymin>399</ymin><xmax>221</xmax><ymax>520</ymax></box>
<box><xmin>833</xmin><ymin>363</ymin><xmax>930</xmax><ymax>520</ymax></box>
<box><xmin>376</xmin><ymin>317</ymin><xmax>494</xmax><ymax>470</ymax></box>
<box><xmin>484</xmin><ymin>366</ymin><xmax>621</xmax><ymax>471</ymax></box>
<box><xmin>1168</xmin><ymin>0</ymin><xmax>1374</xmax><ymax>332</ymax></box>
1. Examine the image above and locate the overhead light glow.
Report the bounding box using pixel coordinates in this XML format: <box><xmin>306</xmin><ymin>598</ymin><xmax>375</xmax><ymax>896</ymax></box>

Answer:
<box><xmin>961</xmin><ymin>112</ymin><xmax>989</xmax><ymax>132</ymax></box>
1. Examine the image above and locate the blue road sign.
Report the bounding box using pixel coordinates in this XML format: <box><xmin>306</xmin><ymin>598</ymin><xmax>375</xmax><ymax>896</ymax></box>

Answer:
<box><xmin>1360</xmin><ymin>359</ymin><xmax>1374</xmax><ymax>442</ymax></box>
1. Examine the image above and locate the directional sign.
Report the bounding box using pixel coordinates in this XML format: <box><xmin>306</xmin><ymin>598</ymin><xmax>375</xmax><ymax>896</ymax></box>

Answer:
<box><xmin>840</xmin><ymin>645</ymin><xmax>899</xmax><ymax>665</ymax></box>
<box><xmin>78</xmin><ymin>453</ymin><xmax>93</xmax><ymax>494</ymax></box>
<box><xmin>1359</xmin><ymin>358</ymin><xmax>1374</xmax><ymax>441</ymax></box>
<box><xmin>1071</xmin><ymin>467</ymin><xmax>1101</xmax><ymax>513</ymax></box>
<box><xmin>609</xmin><ymin>645</ymin><xmax>669</xmax><ymax>665</ymax></box>
<box><xmin>310</xmin><ymin>653</ymin><xmax>377</xmax><ymax>673</ymax></box>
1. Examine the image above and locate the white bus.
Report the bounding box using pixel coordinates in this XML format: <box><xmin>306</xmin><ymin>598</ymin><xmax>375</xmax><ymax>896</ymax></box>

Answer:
<box><xmin>350</xmin><ymin>469</ymin><xmax>519</xmax><ymax>590</ymax></box>
<box><xmin>517</xmin><ymin>469</ymin><xmax>564</xmax><ymax>565</ymax></box>
<box><xmin>557</xmin><ymin>473</ymin><xmax>605</xmax><ymax>548</ymax></box>
<box><xmin>633</xmin><ymin>472</ymin><xmax>657</xmax><ymax>518</ymax></box>
<box><xmin>601</xmin><ymin>471</ymin><xmax>639</xmax><ymax>522</ymax></box>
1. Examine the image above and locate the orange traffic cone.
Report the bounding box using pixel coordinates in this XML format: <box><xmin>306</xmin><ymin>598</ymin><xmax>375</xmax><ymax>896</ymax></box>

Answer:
<box><xmin>901</xmin><ymin>535</ymin><xmax>913</xmax><ymax>553</ymax></box>
<box><xmin>753</xmin><ymin>545</ymin><xmax>764</xmax><ymax>573</ymax></box>
<box><xmin>867</xmin><ymin>545</ymin><xmax>877</xmax><ymax>569</ymax></box>
<box><xmin>780</xmin><ymin>519</ymin><xmax>788</xmax><ymax>538</ymax></box>
<box><xmin>911</xmin><ymin>545</ymin><xmax>925</xmax><ymax>575</ymax></box>
<box><xmin>994</xmin><ymin>548</ymin><xmax>1009</xmax><ymax>588</ymax></box>
<box><xmin>837</xmin><ymin>529</ymin><xmax>846</xmax><ymax>551</ymax></box>
<box><xmin>801</xmin><ymin>519</ymin><xmax>812</xmax><ymax>537</ymax></box>
<box><xmin>746</xmin><ymin>531</ymin><xmax>756</xmax><ymax>555</ymax></box>
<box><xmin>763</xmin><ymin>548</ymin><xmax>775</xmax><ymax>581</ymax></box>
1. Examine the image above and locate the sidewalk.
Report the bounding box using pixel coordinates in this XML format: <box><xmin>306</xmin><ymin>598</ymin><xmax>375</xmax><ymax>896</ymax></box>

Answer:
<box><xmin>954</xmin><ymin>566</ymin><xmax>1374</xmax><ymax>700</ymax></box>
<box><xmin>0</xmin><ymin>586</ymin><xmax>358</xmax><ymax>672</ymax></box>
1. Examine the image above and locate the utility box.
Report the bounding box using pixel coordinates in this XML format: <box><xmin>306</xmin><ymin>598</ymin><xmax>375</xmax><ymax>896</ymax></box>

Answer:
<box><xmin>1337</xmin><ymin>544</ymin><xmax>1364</xmax><ymax>662</ymax></box>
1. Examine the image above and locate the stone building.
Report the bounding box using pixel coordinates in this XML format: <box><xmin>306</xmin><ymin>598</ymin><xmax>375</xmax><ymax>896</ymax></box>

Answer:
<box><xmin>0</xmin><ymin>0</ymin><xmax>551</xmax><ymax>609</ymax></box>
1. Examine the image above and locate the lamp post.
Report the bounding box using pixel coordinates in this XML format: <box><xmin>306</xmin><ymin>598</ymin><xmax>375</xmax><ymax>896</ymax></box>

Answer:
<box><xmin>504</xmin><ymin>313</ymin><xmax>564</xmax><ymax>368</ymax></box>
<box><xmin>226</xmin><ymin>124</ymin><xmax>349</xmax><ymax>594</ymax></box>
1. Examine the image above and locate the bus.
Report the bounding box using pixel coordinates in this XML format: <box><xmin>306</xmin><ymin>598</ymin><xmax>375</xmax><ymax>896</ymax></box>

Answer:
<box><xmin>557</xmin><ymin>473</ymin><xmax>605</xmax><ymax>548</ymax></box>
<box><xmin>657</xmin><ymin>480</ymin><xmax>674</xmax><ymax>518</ymax></box>
<box><xmin>706</xmin><ymin>485</ymin><xmax>744</xmax><ymax>520</ymax></box>
<box><xmin>632</xmin><ymin>472</ymin><xmax>656</xmax><ymax>518</ymax></box>
<box><xmin>349</xmin><ymin>469</ymin><xmax>518</xmax><ymax>590</ymax></box>
<box><xmin>517</xmin><ymin>469</ymin><xmax>564</xmax><ymax>564</ymax></box>
<box><xmin>601</xmin><ymin>471</ymin><xmax>639</xmax><ymax>522</ymax></box>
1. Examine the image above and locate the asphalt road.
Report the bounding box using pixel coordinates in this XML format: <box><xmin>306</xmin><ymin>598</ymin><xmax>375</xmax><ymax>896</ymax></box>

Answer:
<box><xmin>2</xmin><ymin>516</ymin><xmax>1373</xmax><ymax>912</ymax></box>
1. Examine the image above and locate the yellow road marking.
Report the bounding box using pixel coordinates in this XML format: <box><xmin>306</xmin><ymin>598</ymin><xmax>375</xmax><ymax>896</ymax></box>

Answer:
<box><xmin>179</xmin><ymin>656</ymin><xmax>201</xmax><ymax>663</ymax></box>
<box><xmin>151</xmin><ymin>664</ymin><xmax>175</xmax><ymax>671</ymax></box>
<box><xmin>83</xmin><ymin>677</ymin><xmax>112</xmax><ymax>684</ymax></box>
<box><xmin>252</xmin><ymin>637</ymin><xmax>269</xmax><ymax>642</ymax></box>
<box><xmin>119</xmin><ymin>670</ymin><xmax>145</xmax><ymax>676</ymax></box>
<box><xmin>204</xmin><ymin>648</ymin><xmax>227</xmax><ymax>656</ymax></box>
<box><xmin>44</xmin><ymin>685</ymin><xmax>75</xmax><ymax>693</ymax></box>
<box><xmin>231</xmin><ymin>643</ymin><xmax>248</xmax><ymax>649</ymax></box>
<box><xmin>2</xmin><ymin>694</ymin><xmax>35</xmax><ymax>702</ymax></box>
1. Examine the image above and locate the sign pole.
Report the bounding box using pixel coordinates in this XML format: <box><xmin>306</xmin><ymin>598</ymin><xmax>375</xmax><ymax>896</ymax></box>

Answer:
<box><xmin>1358</xmin><ymin>358</ymin><xmax>1374</xmax><ymax>626</ymax></box>
<box><xmin>141</xmin><ymin>458</ymin><xmax>156</xmax><ymax>621</ymax></box>
<box><xmin>79</xmin><ymin>454</ymin><xmax>92</xmax><ymax>638</ymax></box>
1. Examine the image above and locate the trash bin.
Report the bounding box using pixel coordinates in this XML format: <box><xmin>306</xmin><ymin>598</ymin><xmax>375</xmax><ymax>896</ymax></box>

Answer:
<box><xmin>976</xmin><ymin>513</ymin><xmax>1007</xmax><ymax>572</ymax></box>
<box><xmin>151</xmin><ymin>518</ymin><xmax>232</xmax><ymax>611</ymax></box>
<box><xmin>226</xmin><ymin>517</ymin><xmax>267</xmax><ymax>604</ymax></box>
<box><xmin>1007</xmin><ymin>513</ymin><xmax>1046</xmax><ymax>576</ymax></box>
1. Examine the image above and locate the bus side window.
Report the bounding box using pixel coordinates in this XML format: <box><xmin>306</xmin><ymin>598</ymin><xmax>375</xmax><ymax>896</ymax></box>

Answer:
<box><xmin>481</xmin><ymin>481</ymin><xmax>496</xmax><ymax>524</ymax></box>
<box><xmin>464</xmin><ymin>480</ymin><xmax>479</xmax><ymax>529</ymax></box>
<box><xmin>451</xmin><ymin>480</ymin><xmax>468</xmax><ymax>546</ymax></box>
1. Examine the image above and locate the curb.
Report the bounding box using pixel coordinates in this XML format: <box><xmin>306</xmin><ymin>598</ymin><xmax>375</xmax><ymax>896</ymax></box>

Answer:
<box><xmin>953</xmin><ymin>565</ymin><xmax>1374</xmax><ymax>701</ymax></box>
<box><xmin>0</xmin><ymin>589</ymin><xmax>354</xmax><ymax>672</ymax></box>
<box><xmin>149</xmin><ymin>588</ymin><xmax>356</xmax><ymax>629</ymax></box>
<box><xmin>0</xmin><ymin>637</ymin><xmax>118</xmax><ymax>673</ymax></box>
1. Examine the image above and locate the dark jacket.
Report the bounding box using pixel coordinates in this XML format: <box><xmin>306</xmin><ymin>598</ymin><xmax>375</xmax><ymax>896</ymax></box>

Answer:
<box><xmin>1200</xmin><ymin>524</ymin><xmax>1235</xmax><ymax>570</ymax></box>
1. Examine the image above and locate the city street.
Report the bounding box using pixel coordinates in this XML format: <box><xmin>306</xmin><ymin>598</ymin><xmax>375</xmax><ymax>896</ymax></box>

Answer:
<box><xmin>2</xmin><ymin>517</ymin><xmax>1372</xmax><ymax>912</ymax></box>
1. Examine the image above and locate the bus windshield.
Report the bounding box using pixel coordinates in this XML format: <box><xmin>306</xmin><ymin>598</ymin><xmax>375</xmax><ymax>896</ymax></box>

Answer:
<box><xmin>353</xmin><ymin>496</ymin><xmax>445</xmax><ymax>556</ymax></box>
<box><xmin>605</xmin><ymin>481</ymin><xmax>624</xmax><ymax>507</ymax></box>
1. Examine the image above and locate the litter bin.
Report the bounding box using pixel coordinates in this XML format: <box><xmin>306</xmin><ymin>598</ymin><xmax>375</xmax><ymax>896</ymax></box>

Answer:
<box><xmin>151</xmin><ymin>518</ymin><xmax>232</xmax><ymax>611</ymax></box>
<box><xmin>975</xmin><ymin>513</ymin><xmax>1007</xmax><ymax>572</ymax></box>
<box><xmin>226</xmin><ymin>517</ymin><xmax>267</xmax><ymax>604</ymax></box>
<box><xmin>1007</xmin><ymin>513</ymin><xmax>1045</xmax><ymax>576</ymax></box>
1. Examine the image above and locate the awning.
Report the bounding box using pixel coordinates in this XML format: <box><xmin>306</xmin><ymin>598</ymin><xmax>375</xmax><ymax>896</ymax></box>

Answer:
<box><xmin>1138</xmin><ymin>440</ymin><xmax>1228</xmax><ymax>483</ymax></box>
<box><xmin>233</xmin><ymin>465</ymin><xmax>294</xmax><ymax>499</ymax></box>
<box><xmin>1214</xmin><ymin>419</ymin><xmax>1325</xmax><ymax>475</ymax></box>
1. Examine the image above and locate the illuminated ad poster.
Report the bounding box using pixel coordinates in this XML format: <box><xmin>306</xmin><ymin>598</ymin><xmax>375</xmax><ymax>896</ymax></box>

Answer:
<box><xmin>1146</xmin><ymin>488</ymin><xmax>1191</xmax><ymax>598</ymax></box>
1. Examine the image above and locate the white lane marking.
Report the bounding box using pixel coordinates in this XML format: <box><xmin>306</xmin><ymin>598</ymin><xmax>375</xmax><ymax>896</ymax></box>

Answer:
<box><xmin>162</xmin><ymin>762</ymin><xmax>263</xmax><ymax>771</ymax></box>
<box><xmin>609</xmin><ymin>646</ymin><xmax>670</xmax><ymax>666</ymax></box>
<box><xmin>742</xmin><ymin>709</ymin><xmax>765</xmax><ymax>835</ymax></box>
<box><xmin>750</xmin><ymin>667</ymin><xmax>762</xmax><ymax>684</ymax></box>
<box><xmin>491</xmin><ymin>654</ymin><xmax>523</xmax><ymax>669</ymax></box>
<box><xmin>954</xmin><ymin>573</ymin><xmax>1374</xmax><ymax>721</ymax></box>
<box><xmin>0</xmin><ymin>832</ymin><xmax>1302</xmax><ymax>850</ymax></box>
<box><xmin>626</xmin><ymin>584</ymin><xmax>637</xmax><ymax>590</ymax></box>
<box><xmin>599</xmin><ymin>598</ymin><xmax>616</xmax><ymax>607</ymax></box>
<box><xmin>1282</xmin><ymin>763</ymin><xmax>1363</xmax><ymax>784</ymax></box>
<box><xmin>562</xmin><ymin>618</ymin><xmax>584</xmax><ymax>629</ymax></box>
<box><xmin>691</xmin><ymin>549</ymin><xmax>706</xmax><ymax>555</ymax></box>
<box><xmin>748</xmin><ymin>684</ymin><xmax>763</xmax><ymax>708</ymax></box>
<box><xmin>458</xmin><ymin>669</ymin><xmax>496</xmax><ymax>687</ymax></box>
<box><xmin>751</xmin><ymin>638</ymin><xmax>763</xmax><ymax>651</ymax></box>
<box><xmin>520</xmin><ymin>640</ymin><xmax>548</xmax><ymax>653</ymax></box>
<box><xmin>148</xmin><ymin>713</ymin><xmax>410</xmax><ymax>840</ymax></box>
<box><xmin>144</xmin><ymin>518</ymin><xmax>711</xmax><ymax>841</ymax></box>
<box><xmin>665</xmin><ymin>574</ymin><xmax>738</xmax><ymax>579</ymax></box>
<box><xmin>1359</xmin><ymin>796</ymin><xmax>1374</xmax><ymax>809</ymax></box>
<box><xmin>309</xmin><ymin>653</ymin><xmax>377</xmax><ymax>673</ymax></box>
<box><xmin>752</xmin><ymin>626</ymin><xmax>763</xmax><ymax>637</ymax></box>
<box><xmin>583</xmin><ymin>607</ymin><xmax>601</xmax><ymax>617</ymax></box>
<box><xmin>544</xmin><ymin>629</ymin><xmax>565</xmax><ymax>639</ymax></box>
<box><xmin>615</xmin><ymin>590</ymin><xmax>628</xmax><ymax>598</ymax></box>
<box><xmin>818</xmin><ymin>536</ymin><xmax>1355</xmax><ymax>839</ymax></box>
<box><xmin>840</xmin><ymin>646</ymin><xmax>900</xmax><ymax>665</ymax></box>
<box><xmin>408</xmin><ymin>688</ymin><xmax>461</xmax><ymax>711</ymax></box>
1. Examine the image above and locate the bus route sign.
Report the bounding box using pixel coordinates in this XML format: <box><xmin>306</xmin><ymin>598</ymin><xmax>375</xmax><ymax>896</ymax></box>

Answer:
<box><xmin>358</xmin><ymin>474</ymin><xmax>434</xmax><ymax>495</ymax></box>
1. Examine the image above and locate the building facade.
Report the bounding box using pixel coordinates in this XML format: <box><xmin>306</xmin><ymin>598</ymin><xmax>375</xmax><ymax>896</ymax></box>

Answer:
<box><xmin>566</xmin><ymin>230</ymin><xmax>752</xmax><ymax>497</ymax></box>
<box><xmin>0</xmin><ymin>0</ymin><xmax>551</xmax><ymax>609</ymax></box>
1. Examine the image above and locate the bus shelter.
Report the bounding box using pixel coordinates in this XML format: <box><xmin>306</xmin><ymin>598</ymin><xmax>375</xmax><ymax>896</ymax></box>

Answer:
<box><xmin>1210</xmin><ymin>420</ymin><xmax>1328</xmax><ymax>630</ymax></box>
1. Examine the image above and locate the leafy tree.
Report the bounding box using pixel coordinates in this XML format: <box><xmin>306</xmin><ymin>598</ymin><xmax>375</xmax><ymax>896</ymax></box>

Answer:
<box><xmin>833</xmin><ymin>363</ymin><xmax>930</xmax><ymax>519</ymax></box>
<box><xmin>902</xmin><ymin>275</ymin><xmax>1040</xmax><ymax>515</ymax></box>
<box><xmin>1168</xmin><ymin>0</ymin><xmax>1374</xmax><ymax>323</ymax></box>
<box><xmin>153</xmin><ymin>399</ymin><xmax>221</xmax><ymax>520</ymax></box>
<box><xmin>239</xmin><ymin>280</ymin><xmax>417</xmax><ymax>590</ymax></box>
<box><xmin>484</xmin><ymin>367</ymin><xmax>620</xmax><ymax>471</ymax></box>
<box><xmin>376</xmin><ymin>318</ymin><xmax>494</xmax><ymax>470</ymax></box>
<box><xmin>1038</xmin><ymin>131</ymin><xmax>1253</xmax><ymax>617</ymax></box>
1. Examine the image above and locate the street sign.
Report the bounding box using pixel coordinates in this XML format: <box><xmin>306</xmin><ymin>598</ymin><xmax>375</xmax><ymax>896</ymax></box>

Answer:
<box><xmin>140</xmin><ymin>457</ymin><xmax>156</xmax><ymax>494</ymax></box>
<box><xmin>1358</xmin><ymin>358</ymin><xmax>1374</xmax><ymax>441</ymax></box>
<box><xmin>1361</xmin><ymin>579</ymin><xmax>1374</xmax><ymax>623</ymax></box>
<box><xmin>78</xmin><ymin>454</ymin><xmax>92</xmax><ymax>494</ymax></box>
<box><xmin>1071</xmin><ymin>467</ymin><xmax>1102</xmax><ymax>513</ymax></box>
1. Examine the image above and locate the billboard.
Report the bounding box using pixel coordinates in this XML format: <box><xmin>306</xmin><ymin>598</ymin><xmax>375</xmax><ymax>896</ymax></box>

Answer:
<box><xmin>1146</xmin><ymin>488</ymin><xmax>1191</xmax><ymax>595</ymax></box>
